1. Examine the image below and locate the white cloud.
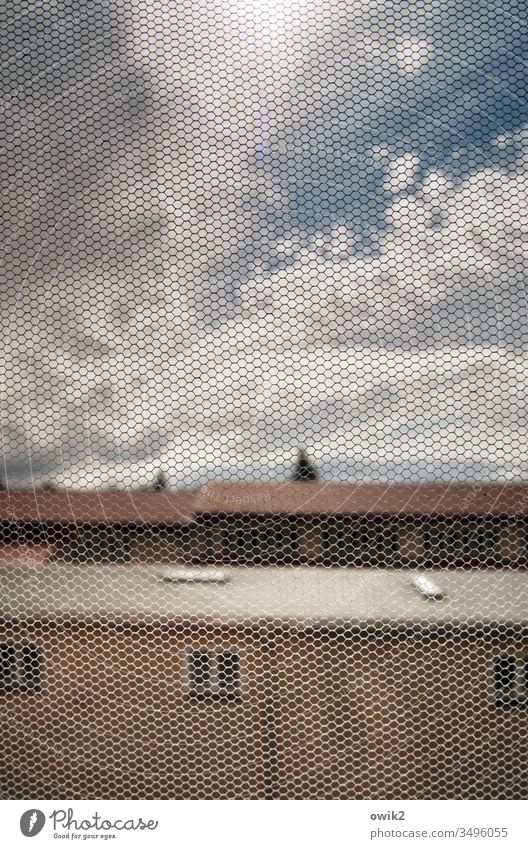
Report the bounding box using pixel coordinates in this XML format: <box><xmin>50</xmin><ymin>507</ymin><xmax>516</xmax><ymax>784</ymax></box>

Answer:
<box><xmin>1</xmin><ymin>1</ymin><xmax>526</xmax><ymax>487</ymax></box>
<box><xmin>383</xmin><ymin>154</ymin><xmax>421</xmax><ymax>193</ymax></box>
<box><xmin>4</xmin><ymin>124</ymin><xmax>527</xmax><ymax>486</ymax></box>
<box><xmin>395</xmin><ymin>39</ymin><xmax>431</xmax><ymax>74</ymax></box>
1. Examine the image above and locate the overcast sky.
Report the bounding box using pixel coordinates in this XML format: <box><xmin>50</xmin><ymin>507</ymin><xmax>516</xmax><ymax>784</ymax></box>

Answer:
<box><xmin>1</xmin><ymin>0</ymin><xmax>527</xmax><ymax>487</ymax></box>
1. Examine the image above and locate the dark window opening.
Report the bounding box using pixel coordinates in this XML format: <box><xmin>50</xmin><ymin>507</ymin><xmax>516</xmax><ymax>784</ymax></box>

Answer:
<box><xmin>424</xmin><ymin>524</ymin><xmax>500</xmax><ymax>562</ymax></box>
<box><xmin>0</xmin><ymin>643</ymin><xmax>43</xmax><ymax>693</ymax></box>
<box><xmin>321</xmin><ymin>520</ymin><xmax>399</xmax><ymax>563</ymax></box>
<box><xmin>493</xmin><ymin>655</ymin><xmax>527</xmax><ymax>706</ymax></box>
<box><xmin>221</xmin><ymin>519</ymin><xmax>299</xmax><ymax>562</ymax></box>
<box><xmin>187</xmin><ymin>650</ymin><xmax>241</xmax><ymax>700</ymax></box>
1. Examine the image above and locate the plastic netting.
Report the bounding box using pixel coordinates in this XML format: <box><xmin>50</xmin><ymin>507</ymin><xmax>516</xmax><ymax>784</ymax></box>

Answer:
<box><xmin>0</xmin><ymin>0</ymin><xmax>527</xmax><ymax>799</ymax></box>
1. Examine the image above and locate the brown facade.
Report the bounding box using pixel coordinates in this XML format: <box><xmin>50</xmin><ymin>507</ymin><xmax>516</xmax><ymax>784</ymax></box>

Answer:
<box><xmin>274</xmin><ymin>629</ymin><xmax>528</xmax><ymax>799</ymax></box>
<box><xmin>188</xmin><ymin>513</ymin><xmax>528</xmax><ymax>568</ymax></box>
<box><xmin>1</xmin><ymin>485</ymin><xmax>526</xmax><ymax>798</ymax></box>
<box><xmin>1</xmin><ymin>484</ymin><xmax>528</xmax><ymax>568</ymax></box>
<box><xmin>0</xmin><ymin>620</ymin><xmax>526</xmax><ymax>799</ymax></box>
<box><xmin>0</xmin><ymin>624</ymin><xmax>267</xmax><ymax>799</ymax></box>
<box><xmin>2</xmin><ymin>513</ymin><xmax>528</xmax><ymax>569</ymax></box>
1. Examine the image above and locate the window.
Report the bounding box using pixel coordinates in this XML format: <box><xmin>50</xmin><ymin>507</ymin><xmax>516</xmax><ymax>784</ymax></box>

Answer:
<box><xmin>493</xmin><ymin>655</ymin><xmax>528</xmax><ymax>705</ymax></box>
<box><xmin>269</xmin><ymin>523</ymin><xmax>299</xmax><ymax>560</ymax></box>
<box><xmin>321</xmin><ymin>524</ymin><xmax>369</xmax><ymax>560</ymax></box>
<box><xmin>223</xmin><ymin>525</ymin><xmax>262</xmax><ymax>560</ymax></box>
<box><xmin>321</xmin><ymin>521</ymin><xmax>399</xmax><ymax>563</ymax></box>
<box><xmin>454</xmin><ymin>527</ymin><xmax>499</xmax><ymax>557</ymax></box>
<box><xmin>0</xmin><ymin>643</ymin><xmax>43</xmax><ymax>693</ymax></box>
<box><xmin>185</xmin><ymin>650</ymin><xmax>242</xmax><ymax>700</ymax></box>
<box><xmin>222</xmin><ymin>520</ymin><xmax>299</xmax><ymax>562</ymax></box>
<box><xmin>424</xmin><ymin>524</ymin><xmax>500</xmax><ymax>561</ymax></box>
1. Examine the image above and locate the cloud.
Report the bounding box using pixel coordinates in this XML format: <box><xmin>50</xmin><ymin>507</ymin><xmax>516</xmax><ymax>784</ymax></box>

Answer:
<box><xmin>0</xmin><ymin>0</ymin><xmax>527</xmax><ymax>487</ymax></box>
<box><xmin>395</xmin><ymin>39</ymin><xmax>431</xmax><ymax>75</ymax></box>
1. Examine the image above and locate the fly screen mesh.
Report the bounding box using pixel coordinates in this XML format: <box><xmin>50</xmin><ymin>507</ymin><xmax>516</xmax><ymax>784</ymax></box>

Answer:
<box><xmin>0</xmin><ymin>0</ymin><xmax>527</xmax><ymax>800</ymax></box>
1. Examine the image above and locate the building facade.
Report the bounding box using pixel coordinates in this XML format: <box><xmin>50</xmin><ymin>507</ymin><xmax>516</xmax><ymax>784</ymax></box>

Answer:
<box><xmin>0</xmin><ymin>565</ymin><xmax>526</xmax><ymax>798</ymax></box>
<box><xmin>1</xmin><ymin>483</ymin><xmax>526</xmax><ymax>798</ymax></box>
<box><xmin>1</xmin><ymin>482</ymin><xmax>528</xmax><ymax>568</ymax></box>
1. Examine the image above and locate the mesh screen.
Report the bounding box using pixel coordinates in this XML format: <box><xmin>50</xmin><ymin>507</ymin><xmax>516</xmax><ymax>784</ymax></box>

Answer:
<box><xmin>0</xmin><ymin>0</ymin><xmax>527</xmax><ymax>800</ymax></box>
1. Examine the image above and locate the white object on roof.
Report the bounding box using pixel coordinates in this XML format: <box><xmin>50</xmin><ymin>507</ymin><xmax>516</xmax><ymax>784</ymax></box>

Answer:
<box><xmin>158</xmin><ymin>567</ymin><xmax>230</xmax><ymax>584</ymax></box>
<box><xmin>411</xmin><ymin>574</ymin><xmax>444</xmax><ymax>600</ymax></box>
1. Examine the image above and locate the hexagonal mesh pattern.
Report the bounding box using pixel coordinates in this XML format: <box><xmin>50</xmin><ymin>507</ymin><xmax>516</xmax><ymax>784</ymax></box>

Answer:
<box><xmin>0</xmin><ymin>0</ymin><xmax>527</xmax><ymax>800</ymax></box>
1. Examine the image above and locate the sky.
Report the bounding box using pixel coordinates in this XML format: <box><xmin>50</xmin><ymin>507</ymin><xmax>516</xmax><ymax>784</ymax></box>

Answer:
<box><xmin>1</xmin><ymin>0</ymin><xmax>527</xmax><ymax>487</ymax></box>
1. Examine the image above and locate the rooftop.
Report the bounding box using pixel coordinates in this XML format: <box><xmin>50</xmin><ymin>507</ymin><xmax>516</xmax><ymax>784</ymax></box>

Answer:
<box><xmin>0</xmin><ymin>562</ymin><xmax>526</xmax><ymax>627</ymax></box>
<box><xmin>0</xmin><ymin>489</ymin><xmax>195</xmax><ymax>524</ymax></box>
<box><xmin>194</xmin><ymin>481</ymin><xmax>528</xmax><ymax>517</ymax></box>
<box><xmin>1</xmin><ymin>481</ymin><xmax>528</xmax><ymax>523</ymax></box>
